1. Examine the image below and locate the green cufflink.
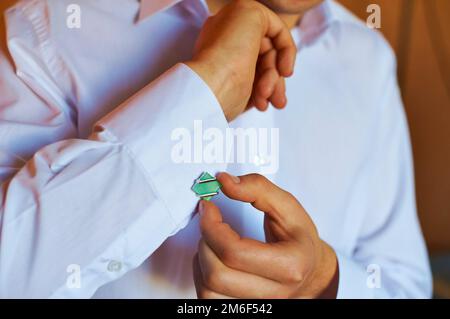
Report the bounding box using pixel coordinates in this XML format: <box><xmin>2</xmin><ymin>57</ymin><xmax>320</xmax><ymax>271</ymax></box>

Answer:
<box><xmin>191</xmin><ymin>172</ymin><xmax>222</xmax><ymax>201</ymax></box>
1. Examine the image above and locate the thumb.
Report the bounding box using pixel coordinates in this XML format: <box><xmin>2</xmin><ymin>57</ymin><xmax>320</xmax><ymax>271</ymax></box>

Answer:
<box><xmin>198</xmin><ymin>200</ymin><xmax>241</xmax><ymax>254</ymax></box>
<box><xmin>216</xmin><ymin>172</ymin><xmax>305</xmax><ymax>236</ymax></box>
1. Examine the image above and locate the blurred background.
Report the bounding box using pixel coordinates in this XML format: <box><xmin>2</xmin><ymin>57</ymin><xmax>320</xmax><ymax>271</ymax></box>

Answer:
<box><xmin>0</xmin><ymin>0</ymin><xmax>449</xmax><ymax>298</ymax></box>
<box><xmin>340</xmin><ymin>0</ymin><xmax>450</xmax><ymax>298</ymax></box>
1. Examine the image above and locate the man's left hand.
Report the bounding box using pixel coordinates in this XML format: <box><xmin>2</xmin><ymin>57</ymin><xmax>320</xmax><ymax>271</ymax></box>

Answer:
<box><xmin>193</xmin><ymin>173</ymin><xmax>338</xmax><ymax>299</ymax></box>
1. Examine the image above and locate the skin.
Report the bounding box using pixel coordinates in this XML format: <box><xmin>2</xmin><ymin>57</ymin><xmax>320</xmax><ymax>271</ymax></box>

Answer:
<box><xmin>187</xmin><ymin>0</ymin><xmax>298</xmax><ymax>121</ymax></box>
<box><xmin>192</xmin><ymin>0</ymin><xmax>322</xmax><ymax>121</ymax></box>
<box><xmin>212</xmin><ymin>0</ymin><xmax>323</xmax><ymax>111</ymax></box>
<box><xmin>194</xmin><ymin>173</ymin><xmax>338</xmax><ymax>298</ymax></box>
<box><xmin>191</xmin><ymin>1</ymin><xmax>338</xmax><ymax>298</ymax></box>
<box><xmin>1</xmin><ymin>0</ymin><xmax>335</xmax><ymax>298</ymax></box>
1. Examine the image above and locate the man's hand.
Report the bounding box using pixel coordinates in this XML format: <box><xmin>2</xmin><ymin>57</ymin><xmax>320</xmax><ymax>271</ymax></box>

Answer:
<box><xmin>193</xmin><ymin>173</ymin><xmax>339</xmax><ymax>298</ymax></box>
<box><xmin>186</xmin><ymin>0</ymin><xmax>297</xmax><ymax>122</ymax></box>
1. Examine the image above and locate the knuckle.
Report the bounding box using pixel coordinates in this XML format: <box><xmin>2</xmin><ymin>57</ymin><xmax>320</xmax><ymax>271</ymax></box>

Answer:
<box><xmin>198</xmin><ymin>256</ymin><xmax>225</xmax><ymax>290</ymax></box>
<box><xmin>203</xmin><ymin>270</ymin><xmax>219</xmax><ymax>289</ymax></box>
<box><xmin>284</xmin><ymin>190</ymin><xmax>296</xmax><ymax>201</ymax></box>
<box><xmin>286</xmin><ymin>266</ymin><xmax>304</xmax><ymax>284</ymax></box>
<box><xmin>203</xmin><ymin>267</ymin><xmax>225</xmax><ymax>291</ymax></box>
<box><xmin>248</xmin><ymin>173</ymin><xmax>268</xmax><ymax>188</ymax></box>
<box><xmin>233</xmin><ymin>0</ymin><xmax>265</xmax><ymax>24</ymax></box>
<box><xmin>220</xmin><ymin>246</ymin><xmax>240</xmax><ymax>268</ymax></box>
<box><xmin>284</xmin><ymin>258</ymin><xmax>306</xmax><ymax>284</ymax></box>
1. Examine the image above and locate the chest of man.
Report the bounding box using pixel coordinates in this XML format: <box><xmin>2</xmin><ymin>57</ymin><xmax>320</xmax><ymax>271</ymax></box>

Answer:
<box><xmin>40</xmin><ymin>3</ymin><xmax>369</xmax><ymax>297</ymax></box>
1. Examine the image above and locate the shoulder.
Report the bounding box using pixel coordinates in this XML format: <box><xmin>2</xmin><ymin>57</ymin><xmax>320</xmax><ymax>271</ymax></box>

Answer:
<box><xmin>310</xmin><ymin>1</ymin><xmax>400</xmax><ymax>111</ymax></box>
<box><xmin>326</xmin><ymin>0</ymin><xmax>397</xmax><ymax>74</ymax></box>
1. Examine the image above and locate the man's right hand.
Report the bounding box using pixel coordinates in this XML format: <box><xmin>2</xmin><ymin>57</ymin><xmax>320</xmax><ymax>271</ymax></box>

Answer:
<box><xmin>186</xmin><ymin>0</ymin><xmax>297</xmax><ymax>122</ymax></box>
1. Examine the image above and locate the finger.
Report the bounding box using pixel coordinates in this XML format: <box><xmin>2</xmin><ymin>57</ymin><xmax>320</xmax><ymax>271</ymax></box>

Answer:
<box><xmin>256</xmin><ymin>49</ymin><xmax>278</xmax><ymax>98</ymax></box>
<box><xmin>259</xmin><ymin>48</ymin><xmax>277</xmax><ymax>70</ymax></box>
<box><xmin>255</xmin><ymin>68</ymin><xmax>279</xmax><ymax>110</ymax></box>
<box><xmin>193</xmin><ymin>254</ymin><xmax>234</xmax><ymax>299</ymax></box>
<box><xmin>269</xmin><ymin>77</ymin><xmax>287</xmax><ymax>109</ymax></box>
<box><xmin>258</xmin><ymin>4</ymin><xmax>297</xmax><ymax>76</ymax></box>
<box><xmin>198</xmin><ymin>239</ymin><xmax>288</xmax><ymax>298</ymax></box>
<box><xmin>254</xmin><ymin>49</ymin><xmax>280</xmax><ymax>111</ymax></box>
<box><xmin>216</xmin><ymin>173</ymin><xmax>301</xmax><ymax>231</ymax></box>
<box><xmin>259</xmin><ymin>36</ymin><xmax>273</xmax><ymax>55</ymax></box>
<box><xmin>199</xmin><ymin>200</ymin><xmax>297</xmax><ymax>282</ymax></box>
<box><xmin>253</xmin><ymin>94</ymin><xmax>269</xmax><ymax>111</ymax></box>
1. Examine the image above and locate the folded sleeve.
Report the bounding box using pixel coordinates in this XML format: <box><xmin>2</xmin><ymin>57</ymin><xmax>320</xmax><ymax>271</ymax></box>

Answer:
<box><xmin>96</xmin><ymin>63</ymin><xmax>228</xmax><ymax>229</ymax></box>
<box><xmin>335</xmin><ymin>53</ymin><xmax>432</xmax><ymax>299</ymax></box>
<box><xmin>0</xmin><ymin>61</ymin><xmax>228</xmax><ymax>298</ymax></box>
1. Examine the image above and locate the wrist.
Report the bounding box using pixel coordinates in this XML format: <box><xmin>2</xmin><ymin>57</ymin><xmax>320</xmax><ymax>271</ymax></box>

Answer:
<box><xmin>185</xmin><ymin>58</ymin><xmax>234</xmax><ymax>121</ymax></box>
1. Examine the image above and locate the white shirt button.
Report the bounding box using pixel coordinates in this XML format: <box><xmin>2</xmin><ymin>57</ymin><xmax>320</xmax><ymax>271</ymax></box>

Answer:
<box><xmin>107</xmin><ymin>260</ymin><xmax>122</xmax><ymax>272</ymax></box>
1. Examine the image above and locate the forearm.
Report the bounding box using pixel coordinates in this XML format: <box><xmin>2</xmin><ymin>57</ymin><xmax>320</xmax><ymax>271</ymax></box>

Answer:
<box><xmin>0</xmin><ymin>64</ymin><xmax>228</xmax><ymax>298</ymax></box>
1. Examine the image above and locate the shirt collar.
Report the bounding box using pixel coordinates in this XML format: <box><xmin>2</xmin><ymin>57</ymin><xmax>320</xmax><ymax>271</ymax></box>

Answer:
<box><xmin>138</xmin><ymin>0</ymin><xmax>349</xmax><ymax>46</ymax></box>
<box><xmin>295</xmin><ymin>0</ymin><xmax>341</xmax><ymax>46</ymax></box>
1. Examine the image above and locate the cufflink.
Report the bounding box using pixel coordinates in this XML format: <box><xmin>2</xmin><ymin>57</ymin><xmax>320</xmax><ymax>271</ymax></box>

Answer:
<box><xmin>191</xmin><ymin>172</ymin><xmax>222</xmax><ymax>201</ymax></box>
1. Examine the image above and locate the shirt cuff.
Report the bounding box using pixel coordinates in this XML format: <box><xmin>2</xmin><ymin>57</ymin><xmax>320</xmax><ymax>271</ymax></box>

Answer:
<box><xmin>97</xmin><ymin>63</ymin><xmax>229</xmax><ymax>230</ymax></box>
<box><xmin>335</xmin><ymin>251</ymin><xmax>375</xmax><ymax>299</ymax></box>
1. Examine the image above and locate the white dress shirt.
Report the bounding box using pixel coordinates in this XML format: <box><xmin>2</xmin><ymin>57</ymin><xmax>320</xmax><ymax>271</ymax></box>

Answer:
<box><xmin>0</xmin><ymin>0</ymin><xmax>432</xmax><ymax>298</ymax></box>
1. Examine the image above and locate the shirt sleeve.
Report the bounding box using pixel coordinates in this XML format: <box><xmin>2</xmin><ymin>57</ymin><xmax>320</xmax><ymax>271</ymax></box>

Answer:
<box><xmin>335</xmin><ymin>53</ymin><xmax>432</xmax><ymax>299</ymax></box>
<box><xmin>0</xmin><ymin>53</ymin><xmax>228</xmax><ymax>297</ymax></box>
